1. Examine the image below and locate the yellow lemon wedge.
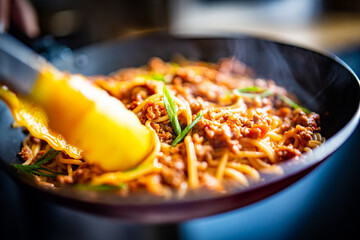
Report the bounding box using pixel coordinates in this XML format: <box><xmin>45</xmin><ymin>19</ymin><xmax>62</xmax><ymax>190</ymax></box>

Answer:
<box><xmin>29</xmin><ymin>66</ymin><xmax>152</xmax><ymax>171</ymax></box>
<box><xmin>0</xmin><ymin>85</ymin><xmax>83</xmax><ymax>159</ymax></box>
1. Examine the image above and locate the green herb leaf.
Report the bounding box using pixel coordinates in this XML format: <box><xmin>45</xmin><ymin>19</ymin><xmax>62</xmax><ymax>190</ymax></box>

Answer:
<box><xmin>172</xmin><ymin>110</ymin><xmax>204</xmax><ymax>147</ymax></box>
<box><xmin>278</xmin><ymin>94</ymin><xmax>311</xmax><ymax>114</ymax></box>
<box><xmin>34</xmin><ymin>148</ymin><xmax>55</xmax><ymax>165</ymax></box>
<box><xmin>13</xmin><ymin>163</ymin><xmax>32</xmax><ymax>173</ymax></box>
<box><xmin>12</xmin><ymin>164</ymin><xmax>34</xmax><ymax>178</ymax></box>
<box><xmin>258</xmin><ymin>89</ymin><xmax>275</xmax><ymax>98</ymax></box>
<box><xmin>35</xmin><ymin>149</ymin><xmax>60</xmax><ymax>165</ymax></box>
<box><xmin>29</xmin><ymin>170</ymin><xmax>58</xmax><ymax>178</ymax></box>
<box><xmin>163</xmin><ymin>85</ymin><xmax>182</xmax><ymax>135</ymax></box>
<box><xmin>236</xmin><ymin>86</ymin><xmax>265</xmax><ymax>93</ymax></box>
<box><xmin>14</xmin><ymin>164</ymin><xmax>57</xmax><ymax>173</ymax></box>
<box><xmin>170</xmin><ymin>62</ymin><xmax>180</xmax><ymax>68</ymax></box>
<box><xmin>37</xmin><ymin>166</ymin><xmax>62</xmax><ymax>175</ymax></box>
<box><xmin>151</xmin><ymin>73</ymin><xmax>165</xmax><ymax>82</ymax></box>
<box><xmin>13</xmin><ymin>164</ymin><xmax>58</xmax><ymax>178</ymax></box>
<box><xmin>140</xmin><ymin>73</ymin><xmax>165</xmax><ymax>82</ymax></box>
<box><xmin>223</xmin><ymin>90</ymin><xmax>232</xmax><ymax>100</ymax></box>
<box><xmin>234</xmin><ymin>86</ymin><xmax>274</xmax><ymax>98</ymax></box>
<box><xmin>76</xmin><ymin>184</ymin><xmax>127</xmax><ymax>191</ymax></box>
<box><xmin>12</xmin><ymin>148</ymin><xmax>61</xmax><ymax>178</ymax></box>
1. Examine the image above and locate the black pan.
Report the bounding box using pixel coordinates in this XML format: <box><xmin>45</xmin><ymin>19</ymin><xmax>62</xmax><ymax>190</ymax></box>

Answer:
<box><xmin>0</xmin><ymin>32</ymin><xmax>359</xmax><ymax>223</ymax></box>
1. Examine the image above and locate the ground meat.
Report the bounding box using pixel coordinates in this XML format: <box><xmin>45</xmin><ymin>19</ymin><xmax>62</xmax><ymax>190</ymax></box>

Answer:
<box><xmin>18</xmin><ymin>146</ymin><xmax>32</xmax><ymax>161</ymax></box>
<box><xmin>275</xmin><ymin>107</ymin><xmax>292</xmax><ymax>119</ymax></box>
<box><xmin>197</xmin><ymin>116</ymin><xmax>243</xmax><ymax>153</ymax></box>
<box><xmin>284</xmin><ymin>125</ymin><xmax>313</xmax><ymax>146</ymax></box>
<box><xmin>193</xmin><ymin>80</ymin><xmax>226</xmax><ymax>102</ymax></box>
<box><xmin>158</xmin><ymin>143</ymin><xmax>186</xmax><ymax>170</ymax></box>
<box><xmin>217</xmin><ymin>57</ymin><xmax>254</xmax><ymax>76</ymax></box>
<box><xmin>253</xmin><ymin>78</ymin><xmax>268</xmax><ymax>88</ymax></box>
<box><xmin>148</xmin><ymin>57</ymin><xmax>170</xmax><ymax>74</ymax></box>
<box><xmin>57</xmin><ymin>175</ymin><xmax>74</xmax><ymax>184</ymax></box>
<box><xmin>187</xmin><ymin>96</ymin><xmax>208</xmax><ymax>114</ymax></box>
<box><xmin>200</xmin><ymin>173</ymin><xmax>223</xmax><ymax>191</ymax></box>
<box><xmin>197</xmin><ymin>110</ymin><xmax>272</xmax><ymax>152</ymax></box>
<box><xmin>252</xmin><ymin>114</ymin><xmax>262</xmax><ymax>124</ymax></box>
<box><xmin>247</xmin><ymin>127</ymin><xmax>263</xmax><ymax>139</ymax></box>
<box><xmin>174</xmin><ymin>67</ymin><xmax>229</xmax><ymax>103</ymax></box>
<box><xmin>126</xmin><ymin>83</ymin><xmax>157</xmax><ymax>110</ymax></box>
<box><xmin>275</xmin><ymin>145</ymin><xmax>301</xmax><ymax>161</ymax></box>
<box><xmin>176</xmin><ymin>67</ymin><xmax>203</xmax><ymax>84</ymax></box>
<box><xmin>280</xmin><ymin>121</ymin><xmax>291</xmax><ymax>132</ymax></box>
<box><xmin>170</xmin><ymin>78</ymin><xmax>211</xmax><ymax>114</ymax></box>
<box><xmin>126</xmin><ymin>87</ymin><xmax>150</xmax><ymax>110</ymax></box>
<box><xmin>293</xmin><ymin>110</ymin><xmax>320</xmax><ymax>131</ymax></box>
<box><xmin>72</xmin><ymin>163</ymin><xmax>104</xmax><ymax>184</ymax></box>
<box><xmin>145</xmin><ymin>102</ymin><xmax>167</xmax><ymax>120</ymax></box>
<box><xmin>193</xmin><ymin>134</ymin><xmax>213</xmax><ymax>162</ymax></box>
<box><xmin>97</xmin><ymin>77</ymin><xmax>158</xmax><ymax>110</ymax></box>
<box><xmin>201</xmin><ymin>119</ymin><xmax>233</xmax><ymax>147</ymax></box>
<box><xmin>150</xmin><ymin>122</ymin><xmax>175</xmax><ymax>144</ymax></box>
<box><xmin>34</xmin><ymin>150</ymin><xmax>46</xmax><ymax>161</ymax></box>
<box><xmin>161</xmin><ymin>166</ymin><xmax>185</xmax><ymax>188</ymax></box>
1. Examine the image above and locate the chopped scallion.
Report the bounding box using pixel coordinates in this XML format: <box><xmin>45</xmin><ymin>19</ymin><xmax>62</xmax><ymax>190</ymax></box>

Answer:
<box><xmin>172</xmin><ymin>110</ymin><xmax>204</xmax><ymax>147</ymax></box>
<box><xmin>151</xmin><ymin>73</ymin><xmax>165</xmax><ymax>82</ymax></box>
<box><xmin>233</xmin><ymin>86</ymin><xmax>274</xmax><ymax>98</ymax></box>
<box><xmin>278</xmin><ymin>94</ymin><xmax>311</xmax><ymax>114</ymax></box>
<box><xmin>163</xmin><ymin>86</ymin><xmax>204</xmax><ymax>146</ymax></box>
<box><xmin>139</xmin><ymin>73</ymin><xmax>165</xmax><ymax>82</ymax></box>
<box><xmin>236</xmin><ymin>86</ymin><xmax>265</xmax><ymax>93</ymax></box>
<box><xmin>234</xmin><ymin>86</ymin><xmax>311</xmax><ymax>114</ymax></box>
<box><xmin>163</xmin><ymin>85</ymin><xmax>182</xmax><ymax>136</ymax></box>
<box><xmin>170</xmin><ymin>62</ymin><xmax>180</xmax><ymax>68</ymax></box>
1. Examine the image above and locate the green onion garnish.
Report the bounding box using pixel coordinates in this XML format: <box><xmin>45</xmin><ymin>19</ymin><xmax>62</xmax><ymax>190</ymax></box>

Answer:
<box><xmin>170</xmin><ymin>62</ymin><xmax>180</xmax><ymax>68</ymax></box>
<box><xmin>171</xmin><ymin>110</ymin><xmax>204</xmax><ymax>147</ymax></box>
<box><xmin>151</xmin><ymin>73</ymin><xmax>165</xmax><ymax>82</ymax></box>
<box><xmin>140</xmin><ymin>73</ymin><xmax>165</xmax><ymax>82</ymax></box>
<box><xmin>35</xmin><ymin>148</ymin><xmax>60</xmax><ymax>165</ymax></box>
<box><xmin>163</xmin><ymin>85</ymin><xmax>204</xmax><ymax>146</ymax></box>
<box><xmin>13</xmin><ymin>164</ymin><xmax>58</xmax><ymax>178</ymax></box>
<box><xmin>234</xmin><ymin>86</ymin><xmax>311</xmax><ymax>114</ymax></box>
<box><xmin>76</xmin><ymin>184</ymin><xmax>127</xmax><ymax>191</ymax></box>
<box><xmin>13</xmin><ymin>148</ymin><xmax>61</xmax><ymax>178</ymax></box>
<box><xmin>163</xmin><ymin>85</ymin><xmax>182</xmax><ymax>136</ymax></box>
<box><xmin>278</xmin><ymin>94</ymin><xmax>311</xmax><ymax>114</ymax></box>
<box><xmin>233</xmin><ymin>86</ymin><xmax>274</xmax><ymax>98</ymax></box>
<box><xmin>236</xmin><ymin>86</ymin><xmax>265</xmax><ymax>93</ymax></box>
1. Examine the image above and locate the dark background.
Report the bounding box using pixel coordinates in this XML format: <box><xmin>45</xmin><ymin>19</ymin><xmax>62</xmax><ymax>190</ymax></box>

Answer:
<box><xmin>1</xmin><ymin>1</ymin><xmax>360</xmax><ymax>239</ymax></box>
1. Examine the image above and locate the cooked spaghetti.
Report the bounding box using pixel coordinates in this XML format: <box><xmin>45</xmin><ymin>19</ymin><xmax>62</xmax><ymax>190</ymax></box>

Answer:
<box><xmin>14</xmin><ymin>57</ymin><xmax>324</xmax><ymax>197</ymax></box>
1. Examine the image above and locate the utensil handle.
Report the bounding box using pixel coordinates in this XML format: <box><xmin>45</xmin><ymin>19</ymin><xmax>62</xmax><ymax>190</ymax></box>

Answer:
<box><xmin>0</xmin><ymin>33</ymin><xmax>46</xmax><ymax>94</ymax></box>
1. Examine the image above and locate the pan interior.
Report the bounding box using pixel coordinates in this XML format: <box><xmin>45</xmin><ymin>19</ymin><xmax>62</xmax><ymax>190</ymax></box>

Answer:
<box><xmin>1</xmin><ymin>33</ymin><xmax>359</xmax><ymax>206</ymax></box>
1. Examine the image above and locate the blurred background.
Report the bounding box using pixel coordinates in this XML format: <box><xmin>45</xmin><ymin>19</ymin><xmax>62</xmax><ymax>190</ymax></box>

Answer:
<box><xmin>1</xmin><ymin>0</ymin><xmax>360</xmax><ymax>239</ymax></box>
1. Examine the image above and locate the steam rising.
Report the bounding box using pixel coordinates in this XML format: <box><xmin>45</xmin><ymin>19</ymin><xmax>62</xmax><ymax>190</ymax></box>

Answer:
<box><xmin>226</xmin><ymin>38</ymin><xmax>325</xmax><ymax>112</ymax></box>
